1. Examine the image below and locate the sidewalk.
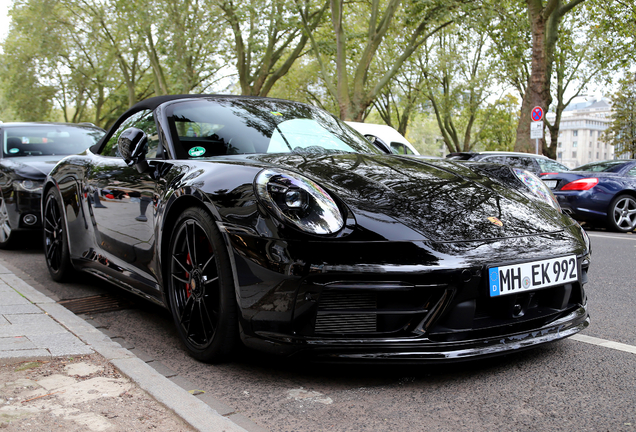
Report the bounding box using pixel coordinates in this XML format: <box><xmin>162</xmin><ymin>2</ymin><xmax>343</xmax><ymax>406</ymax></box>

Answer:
<box><xmin>0</xmin><ymin>261</ymin><xmax>256</xmax><ymax>432</ymax></box>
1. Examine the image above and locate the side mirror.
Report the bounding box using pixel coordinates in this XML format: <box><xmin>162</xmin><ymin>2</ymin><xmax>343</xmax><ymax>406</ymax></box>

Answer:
<box><xmin>365</xmin><ymin>135</ymin><xmax>391</xmax><ymax>154</ymax></box>
<box><xmin>118</xmin><ymin>127</ymin><xmax>150</xmax><ymax>173</ymax></box>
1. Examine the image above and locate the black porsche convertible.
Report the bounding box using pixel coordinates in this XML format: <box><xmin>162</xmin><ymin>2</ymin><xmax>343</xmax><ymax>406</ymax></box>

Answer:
<box><xmin>42</xmin><ymin>95</ymin><xmax>591</xmax><ymax>363</ymax></box>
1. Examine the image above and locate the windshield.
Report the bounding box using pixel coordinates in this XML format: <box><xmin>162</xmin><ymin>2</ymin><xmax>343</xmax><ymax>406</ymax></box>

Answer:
<box><xmin>2</xmin><ymin>125</ymin><xmax>104</xmax><ymax>158</ymax></box>
<box><xmin>166</xmin><ymin>98</ymin><xmax>381</xmax><ymax>159</ymax></box>
<box><xmin>574</xmin><ymin>160</ymin><xmax>629</xmax><ymax>172</ymax></box>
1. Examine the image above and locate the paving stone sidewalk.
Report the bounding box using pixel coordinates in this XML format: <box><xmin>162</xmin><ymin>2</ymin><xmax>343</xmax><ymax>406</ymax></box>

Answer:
<box><xmin>0</xmin><ymin>261</ymin><xmax>252</xmax><ymax>432</ymax></box>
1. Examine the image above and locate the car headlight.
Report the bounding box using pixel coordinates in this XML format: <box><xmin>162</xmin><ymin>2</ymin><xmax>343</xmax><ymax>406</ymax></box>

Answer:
<box><xmin>14</xmin><ymin>179</ymin><xmax>44</xmax><ymax>193</ymax></box>
<box><xmin>513</xmin><ymin>168</ymin><xmax>560</xmax><ymax>211</ymax></box>
<box><xmin>581</xmin><ymin>224</ymin><xmax>592</xmax><ymax>256</ymax></box>
<box><xmin>255</xmin><ymin>169</ymin><xmax>344</xmax><ymax>235</ymax></box>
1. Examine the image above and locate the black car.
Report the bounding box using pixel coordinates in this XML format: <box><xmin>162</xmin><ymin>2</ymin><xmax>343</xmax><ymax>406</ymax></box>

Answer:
<box><xmin>43</xmin><ymin>95</ymin><xmax>590</xmax><ymax>363</ymax></box>
<box><xmin>447</xmin><ymin>151</ymin><xmax>570</xmax><ymax>176</ymax></box>
<box><xmin>540</xmin><ymin>160</ymin><xmax>636</xmax><ymax>232</ymax></box>
<box><xmin>0</xmin><ymin>122</ymin><xmax>104</xmax><ymax>248</ymax></box>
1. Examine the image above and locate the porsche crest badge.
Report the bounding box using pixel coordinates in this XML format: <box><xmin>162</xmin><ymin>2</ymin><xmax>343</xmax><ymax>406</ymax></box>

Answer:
<box><xmin>488</xmin><ymin>217</ymin><xmax>503</xmax><ymax>227</ymax></box>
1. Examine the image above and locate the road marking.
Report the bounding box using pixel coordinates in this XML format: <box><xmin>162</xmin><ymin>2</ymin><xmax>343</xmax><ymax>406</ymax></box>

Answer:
<box><xmin>571</xmin><ymin>334</ymin><xmax>636</xmax><ymax>355</ymax></box>
<box><xmin>586</xmin><ymin>233</ymin><xmax>636</xmax><ymax>241</ymax></box>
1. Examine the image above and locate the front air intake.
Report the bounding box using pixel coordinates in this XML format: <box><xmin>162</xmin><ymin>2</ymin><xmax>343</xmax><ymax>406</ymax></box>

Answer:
<box><xmin>314</xmin><ymin>291</ymin><xmax>377</xmax><ymax>334</ymax></box>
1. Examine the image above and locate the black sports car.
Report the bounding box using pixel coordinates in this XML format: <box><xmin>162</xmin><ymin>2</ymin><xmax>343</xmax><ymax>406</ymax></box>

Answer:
<box><xmin>43</xmin><ymin>95</ymin><xmax>590</xmax><ymax>363</ymax></box>
<box><xmin>0</xmin><ymin>122</ymin><xmax>104</xmax><ymax>248</ymax></box>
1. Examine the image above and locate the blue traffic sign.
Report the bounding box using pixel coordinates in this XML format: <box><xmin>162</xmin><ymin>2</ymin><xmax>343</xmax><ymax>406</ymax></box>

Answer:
<box><xmin>531</xmin><ymin>106</ymin><xmax>544</xmax><ymax>122</ymax></box>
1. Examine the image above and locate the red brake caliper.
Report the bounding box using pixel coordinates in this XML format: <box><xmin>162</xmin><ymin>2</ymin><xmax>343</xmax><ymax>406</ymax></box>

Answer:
<box><xmin>185</xmin><ymin>253</ymin><xmax>192</xmax><ymax>298</ymax></box>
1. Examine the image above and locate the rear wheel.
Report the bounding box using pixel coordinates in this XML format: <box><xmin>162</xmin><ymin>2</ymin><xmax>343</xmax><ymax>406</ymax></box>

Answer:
<box><xmin>43</xmin><ymin>188</ymin><xmax>74</xmax><ymax>281</ymax></box>
<box><xmin>607</xmin><ymin>194</ymin><xmax>636</xmax><ymax>233</ymax></box>
<box><xmin>167</xmin><ymin>207</ymin><xmax>239</xmax><ymax>363</ymax></box>
<box><xmin>0</xmin><ymin>193</ymin><xmax>15</xmax><ymax>249</ymax></box>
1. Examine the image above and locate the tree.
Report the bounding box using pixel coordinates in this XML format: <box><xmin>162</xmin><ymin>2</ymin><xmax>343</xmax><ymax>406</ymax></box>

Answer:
<box><xmin>419</xmin><ymin>24</ymin><xmax>501</xmax><ymax>153</ymax></box>
<box><xmin>477</xmin><ymin>94</ymin><xmax>519</xmax><ymax>151</ymax></box>
<box><xmin>515</xmin><ymin>0</ymin><xmax>587</xmax><ymax>153</ymax></box>
<box><xmin>220</xmin><ymin>0</ymin><xmax>328</xmax><ymax>97</ymax></box>
<box><xmin>299</xmin><ymin>0</ymin><xmax>456</xmax><ymax>121</ymax></box>
<box><xmin>544</xmin><ymin>4</ymin><xmax>609</xmax><ymax>158</ymax></box>
<box><xmin>129</xmin><ymin>0</ymin><xmax>226</xmax><ymax>95</ymax></box>
<box><xmin>372</xmin><ymin>54</ymin><xmax>425</xmax><ymax>136</ymax></box>
<box><xmin>487</xmin><ymin>0</ymin><xmax>624</xmax><ymax>158</ymax></box>
<box><xmin>0</xmin><ymin>0</ymin><xmax>63</xmax><ymax>121</ymax></box>
<box><xmin>1</xmin><ymin>0</ymin><xmax>227</xmax><ymax>127</ymax></box>
<box><xmin>603</xmin><ymin>74</ymin><xmax>636</xmax><ymax>158</ymax></box>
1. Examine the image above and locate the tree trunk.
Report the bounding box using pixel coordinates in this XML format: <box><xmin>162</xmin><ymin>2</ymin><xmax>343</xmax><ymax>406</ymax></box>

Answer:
<box><xmin>515</xmin><ymin>3</ymin><xmax>550</xmax><ymax>154</ymax></box>
<box><xmin>516</xmin><ymin>0</ymin><xmax>587</xmax><ymax>155</ymax></box>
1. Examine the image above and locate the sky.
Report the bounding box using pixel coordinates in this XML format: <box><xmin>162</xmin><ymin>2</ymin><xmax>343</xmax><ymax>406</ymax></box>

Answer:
<box><xmin>0</xmin><ymin>0</ymin><xmax>12</xmax><ymax>52</ymax></box>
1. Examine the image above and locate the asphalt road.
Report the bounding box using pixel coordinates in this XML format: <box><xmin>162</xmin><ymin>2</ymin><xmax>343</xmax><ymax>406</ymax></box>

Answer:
<box><xmin>3</xmin><ymin>228</ymin><xmax>636</xmax><ymax>432</ymax></box>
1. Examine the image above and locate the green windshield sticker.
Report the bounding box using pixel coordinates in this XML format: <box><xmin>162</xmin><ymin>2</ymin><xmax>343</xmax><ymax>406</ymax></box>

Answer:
<box><xmin>188</xmin><ymin>146</ymin><xmax>206</xmax><ymax>157</ymax></box>
<box><xmin>270</xmin><ymin>111</ymin><xmax>283</xmax><ymax>116</ymax></box>
<box><xmin>8</xmin><ymin>148</ymin><xmax>19</xmax><ymax>154</ymax></box>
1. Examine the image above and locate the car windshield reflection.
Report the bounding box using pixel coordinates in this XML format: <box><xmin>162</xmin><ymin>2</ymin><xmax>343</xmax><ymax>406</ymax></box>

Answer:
<box><xmin>3</xmin><ymin>125</ymin><xmax>104</xmax><ymax>157</ymax></box>
<box><xmin>166</xmin><ymin>98</ymin><xmax>381</xmax><ymax>159</ymax></box>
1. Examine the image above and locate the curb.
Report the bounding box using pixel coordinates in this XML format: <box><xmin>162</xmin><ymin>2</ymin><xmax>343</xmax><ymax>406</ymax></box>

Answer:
<box><xmin>0</xmin><ymin>259</ymin><xmax>267</xmax><ymax>432</ymax></box>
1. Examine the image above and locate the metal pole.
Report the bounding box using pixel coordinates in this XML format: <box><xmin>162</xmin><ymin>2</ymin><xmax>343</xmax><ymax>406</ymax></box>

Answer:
<box><xmin>535</xmin><ymin>138</ymin><xmax>539</xmax><ymax>155</ymax></box>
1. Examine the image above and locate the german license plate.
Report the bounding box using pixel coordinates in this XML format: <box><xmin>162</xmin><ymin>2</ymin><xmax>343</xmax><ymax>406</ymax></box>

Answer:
<box><xmin>543</xmin><ymin>179</ymin><xmax>557</xmax><ymax>189</ymax></box>
<box><xmin>488</xmin><ymin>255</ymin><xmax>577</xmax><ymax>297</ymax></box>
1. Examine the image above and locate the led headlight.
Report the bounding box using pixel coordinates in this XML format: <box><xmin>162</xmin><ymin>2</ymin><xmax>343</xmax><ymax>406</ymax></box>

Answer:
<box><xmin>513</xmin><ymin>168</ymin><xmax>560</xmax><ymax>211</ymax></box>
<box><xmin>255</xmin><ymin>169</ymin><xmax>344</xmax><ymax>235</ymax></box>
<box><xmin>14</xmin><ymin>179</ymin><xmax>44</xmax><ymax>192</ymax></box>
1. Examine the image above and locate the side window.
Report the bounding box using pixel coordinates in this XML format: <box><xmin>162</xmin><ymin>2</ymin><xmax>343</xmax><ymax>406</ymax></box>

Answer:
<box><xmin>481</xmin><ymin>155</ymin><xmax>507</xmax><ymax>164</ymax></box>
<box><xmin>101</xmin><ymin>110</ymin><xmax>159</xmax><ymax>158</ymax></box>
<box><xmin>537</xmin><ymin>158</ymin><xmax>568</xmax><ymax>173</ymax></box>
<box><xmin>507</xmin><ymin>156</ymin><xmax>535</xmax><ymax>172</ymax></box>
<box><xmin>390</xmin><ymin>143</ymin><xmax>407</xmax><ymax>154</ymax></box>
<box><xmin>390</xmin><ymin>142</ymin><xmax>414</xmax><ymax>155</ymax></box>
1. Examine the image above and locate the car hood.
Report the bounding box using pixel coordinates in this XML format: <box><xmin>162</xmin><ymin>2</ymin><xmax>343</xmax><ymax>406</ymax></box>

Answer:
<box><xmin>2</xmin><ymin>156</ymin><xmax>64</xmax><ymax>179</ymax></box>
<box><xmin>238</xmin><ymin>153</ymin><xmax>564</xmax><ymax>242</ymax></box>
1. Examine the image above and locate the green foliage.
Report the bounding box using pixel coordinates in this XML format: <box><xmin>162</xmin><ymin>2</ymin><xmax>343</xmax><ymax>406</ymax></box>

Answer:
<box><xmin>476</xmin><ymin>94</ymin><xmax>519</xmax><ymax>151</ymax></box>
<box><xmin>0</xmin><ymin>0</ymin><xmax>225</xmax><ymax>127</ymax></box>
<box><xmin>0</xmin><ymin>0</ymin><xmax>634</xmax><ymax>138</ymax></box>
<box><xmin>419</xmin><ymin>21</ymin><xmax>501</xmax><ymax>153</ymax></box>
<box><xmin>603</xmin><ymin>73</ymin><xmax>636</xmax><ymax>158</ymax></box>
<box><xmin>403</xmin><ymin>114</ymin><xmax>446</xmax><ymax>157</ymax></box>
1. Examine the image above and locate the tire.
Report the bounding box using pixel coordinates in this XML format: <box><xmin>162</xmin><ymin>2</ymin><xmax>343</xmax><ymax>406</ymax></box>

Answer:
<box><xmin>607</xmin><ymin>194</ymin><xmax>636</xmax><ymax>233</ymax></box>
<box><xmin>167</xmin><ymin>207</ymin><xmax>239</xmax><ymax>363</ymax></box>
<box><xmin>0</xmin><ymin>192</ymin><xmax>15</xmax><ymax>249</ymax></box>
<box><xmin>43</xmin><ymin>188</ymin><xmax>74</xmax><ymax>281</ymax></box>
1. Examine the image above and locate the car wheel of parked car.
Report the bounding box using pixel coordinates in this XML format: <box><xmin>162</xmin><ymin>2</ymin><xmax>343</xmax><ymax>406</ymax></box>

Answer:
<box><xmin>43</xmin><ymin>188</ymin><xmax>75</xmax><ymax>281</ymax></box>
<box><xmin>608</xmin><ymin>194</ymin><xmax>636</xmax><ymax>233</ymax></box>
<box><xmin>167</xmin><ymin>207</ymin><xmax>239</xmax><ymax>363</ymax></box>
<box><xmin>0</xmin><ymin>193</ymin><xmax>16</xmax><ymax>249</ymax></box>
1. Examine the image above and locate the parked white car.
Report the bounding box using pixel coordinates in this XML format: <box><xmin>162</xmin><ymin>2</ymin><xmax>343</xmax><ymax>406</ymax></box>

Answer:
<box><xmin>346</xmin><ymin>122</ymin><xmax>420</xmax><ymax>155</ymax></box>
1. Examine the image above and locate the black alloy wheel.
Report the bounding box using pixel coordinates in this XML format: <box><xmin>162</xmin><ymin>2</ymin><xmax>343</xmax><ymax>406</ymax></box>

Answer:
<box><xmin>608</xmin><ymin>194</ymin><xmax>636</xmax><ymax>233</ymax></box>
<box><xmin>168</xmin><ymin>207</ymin><xmax>239</xmax><ymax>362</ymax></box>
<box><xmin>43</xmin><ymin>188</ymin><xmax>74</xmax><ymax>281</ymax></box>
<box><xmin>0</xmin><ymin>192</ymin><xmax>14</xmax><ymax>249</ymax></box>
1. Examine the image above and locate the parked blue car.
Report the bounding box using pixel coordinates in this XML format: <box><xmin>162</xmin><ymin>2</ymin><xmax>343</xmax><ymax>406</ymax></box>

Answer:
<box><xmin>540</xmin><ymin>160</ymin><xmax>636</xmax><ymax>232</ymax></box>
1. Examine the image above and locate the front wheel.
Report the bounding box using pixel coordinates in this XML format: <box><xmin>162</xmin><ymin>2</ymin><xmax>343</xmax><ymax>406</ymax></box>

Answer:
<box><xmin>167</xmin><ymin>207</ymin><xmax>239</xmax><ymax>363</ymax></box>
<box><xmin>43</xmin><ymin>188</ymin><xmax>74</xmax><ymax>281</ymax></box>
<box><xmin>607</xmin><ymin>194</ymin><xmax>636</xmax><ymax>233</ymax></box>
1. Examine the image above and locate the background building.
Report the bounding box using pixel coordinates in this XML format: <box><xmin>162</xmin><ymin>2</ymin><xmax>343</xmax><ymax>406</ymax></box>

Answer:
<box><xmin>551</xmin><ymin>96</ymin><xmax>613</xmax><ymax>168</ymax></box>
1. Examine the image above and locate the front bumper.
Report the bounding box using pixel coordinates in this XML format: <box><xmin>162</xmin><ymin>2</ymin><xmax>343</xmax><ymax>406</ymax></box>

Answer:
<box><xmin>224</xmin><ymin>218</ymin><xmax>591</xmax><ymax>362</ymax></box>
<box><xmin>4</xmin><ymin>189</ymin><xmax>44</xmax><ymax>231</ymax></box>
<box><xmin>283</xmin><ymin>304</ymin><xmax>589</xmax><ymax>363</ymax></box>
